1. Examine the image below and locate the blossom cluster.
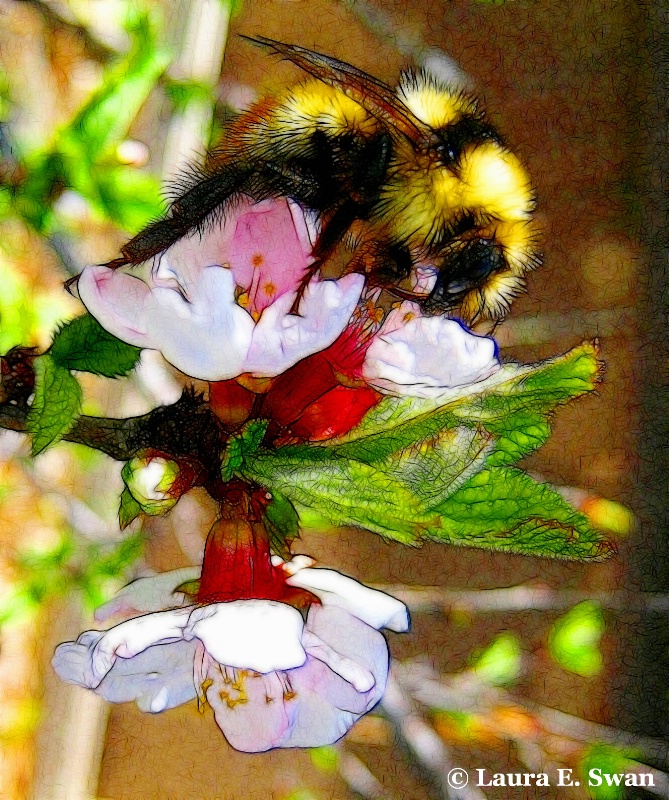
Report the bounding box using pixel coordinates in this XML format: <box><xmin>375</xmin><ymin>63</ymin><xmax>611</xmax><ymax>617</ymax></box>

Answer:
<box><xmin>55</xmin><ymin>195</ymin><xmax>502</xmax><ymax>752</ymax></box>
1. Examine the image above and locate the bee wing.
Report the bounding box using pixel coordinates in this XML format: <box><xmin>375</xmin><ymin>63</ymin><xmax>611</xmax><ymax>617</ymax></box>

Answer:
<box><xmin>242</xmin><ymin>35</ymin><xmax>430</xmax><ymax>145</ymax></box>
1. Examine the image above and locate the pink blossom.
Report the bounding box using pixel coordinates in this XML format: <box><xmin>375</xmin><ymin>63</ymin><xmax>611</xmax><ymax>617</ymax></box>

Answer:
<box><xmin>52</xmin><ymin>559</ymin><xmax>408</xmax><ymax>752</ymax></box>
<box><xmin>77</xmin><ymin>196</ymin><xmax>364</xmax><ymax>380</ymax></box>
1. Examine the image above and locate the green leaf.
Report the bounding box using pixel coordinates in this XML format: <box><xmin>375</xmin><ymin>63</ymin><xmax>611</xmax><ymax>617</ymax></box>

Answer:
<box><xmin>335</xmin><ymin>342</ymin><xmax>602</xmax><ymax>467</ymax></box>
<box><xmin>240</xmin><ymin>344</ymin><xmax>611</xmax><ymax>560</ymax></box>
<box><xmin>243</xmin><ymin>445</ymin><xmax>424</xmax><ymax>544</ymax></box>
<box><xmin>471</xmin><ymin>632</ymin><xmax>522</xmax><ymax>686</ymax></box>
<box><xmin>386</xmin><ymin>426</ymin><xmax>494</xmax><ymax>509</ymax></box>
<box><xmin>61</xmin><ymin>14</ymin><xmax>170</xmax><ymax>163</ymax></box>
<box><xmin>263</xmin><ymin>491</ymin><xmax>300</xmax><ymax>559</ymax></box>
<box><xmin>242</xmin><ymin>427</ymin><xmax>492</xmax><ymax>545</ymax></box>
<box><xmin>549</xmin><ymin>601</ymin><xmax>604</xmax><ymax>676</ymax></box>
<box><xmin>26</xmin><ymin>355</ymin><xmax>82</xmax><ymax>456</ymax></box>
<box><xmin>428</xmin><ymin>467</ymin><xmax>614</xmax><ymax>560</ymax></box>
<box><xmin>241</xmin><ymin>427</ymin><xmax>615</xmax><ymax>558</ymax></box>
<box><xmin>50</xmin><ymin>314</ymin><xmax>141</xmax><ymax>378</ymax></box>
<box><xmin>119</xmin><ymin>487</ymin><xmax>142</xmax><ymax>530</ymax></box>
<box><xmin>221</xmin><ymin>420</ymin><xmax>269</xmax><ymax>482</ymax></box>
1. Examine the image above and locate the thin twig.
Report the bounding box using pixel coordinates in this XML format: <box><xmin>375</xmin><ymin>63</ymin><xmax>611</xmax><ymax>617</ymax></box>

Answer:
<box><xmin>381</xmin><ymin>672</ymin><xmax>488</xmax><ymax>800</ymax></box>
<box><xmin>398</xmin><ymin>661</ymin><xmax>669</xmax><ymax>769</ymax></box>
<box><xmin>335</xmin><ymin>746</ymin><xmax>398</xmax><ymax>800</ymax></box>
<box><xmin>374</xmin><ymin>583</ymin><xmax>669</xmax><ymax>614</ymax></box>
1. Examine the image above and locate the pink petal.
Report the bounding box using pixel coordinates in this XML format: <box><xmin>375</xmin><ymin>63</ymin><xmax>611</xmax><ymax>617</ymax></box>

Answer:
<box><xmin>229</xmin><ymin>198</ymin><xmax>316</xmax><ymax>316</ymax></box>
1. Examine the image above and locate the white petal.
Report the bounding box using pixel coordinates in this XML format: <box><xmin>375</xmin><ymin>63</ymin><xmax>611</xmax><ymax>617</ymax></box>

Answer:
<box><xmin>52</xmin><ymin>630</ymin><xmax>107</xmax><ymax>689</ymax></box>
<box><xmin>244</xmin><ymin>273</ymin><xmax>364</xmax><ymax>376</ymax></box>
<box><xmin>285</xmin><ymin>567</ymin><xmax>409</xmax><ymax>632</ymax></box>
<box><xmin>97</xmin><ymin>640</ymin><xmax>198</xmax><ymax>713</ymax></box>
<box><xmin>302</xmin><ymin>629</ymin><xmax>376</xmax><ymax>693</ymax></box>
<box><xmin>78</xmin><ymin>266</ymin><xmax>153</xmax><ymax>347</ymax></box>
<box><xmin>87</xmin><ymin>607</ymin><xmax>192</xmax><ymax>687</ymax></box>
<box><xmin>185</xmin><ymin>599</ymin><xmax>306</xmax><ymax>673</ymax></box>
<box><xmin>363</xmin><ymin>306</ymin><xmax>500</xmax><ymax>397</ymax></box>
<box><xmin>52</xmin><ymin>631</ymin><xmax>197</xmax><ymax>712</ymax></box>
<box><xmin>270</xmin><ymin>554</ymin><xmax>316</xmax><ymax>575</ymax></box>
<box><xmin>149</xmin><ymin>267</ymin><xmax>255</xmax><ymax>380</ymax></box>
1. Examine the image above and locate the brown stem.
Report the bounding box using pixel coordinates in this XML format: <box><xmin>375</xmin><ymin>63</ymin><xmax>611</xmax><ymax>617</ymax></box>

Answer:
<box><xmin>1</xmin><ymin>386</ymin><xmax>227</xmax><ymax>480</ymax></box>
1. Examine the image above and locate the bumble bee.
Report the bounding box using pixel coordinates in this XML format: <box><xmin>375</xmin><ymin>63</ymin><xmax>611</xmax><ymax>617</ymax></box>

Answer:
<box><xmin>115</xmin><ymin>37</ymin><xmax>540</xmax><ymax>323</ymax></box>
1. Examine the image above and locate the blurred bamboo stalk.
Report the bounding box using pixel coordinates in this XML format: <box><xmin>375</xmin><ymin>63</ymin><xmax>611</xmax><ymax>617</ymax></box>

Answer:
<box><xmin>11</xmin><ymin>0</ymin><xmax>116</xmax><ymax>61</ymax></box>
<box><xmin>19</xmin><ymin>2</ymin><xmax>230</xmax><ymax>798</ymax></box>
<box><xmin>161</xmin><ymin>0</ymin><xmax>231</xmax><ymax>181</ymax></box>
<box><xmin>31</xmin><ymin>600</ymin><xmax>109</xmax><ymax>800</ymax></box>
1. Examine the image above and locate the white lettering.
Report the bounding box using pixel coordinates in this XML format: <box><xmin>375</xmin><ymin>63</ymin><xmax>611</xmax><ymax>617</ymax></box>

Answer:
<box><xmin>477</xmin><ymin>770</ymin><xmax>492</xmax><ymax>787</ymax></box>
<box><xmin>588</xmin><ymin>770</ymin><xmax>655</xmax><ymax>788</ymax></box>
<box><xmin>476</xmin><ymin>771</ymin><xmax>551</xmax><ymax>787</ymax></box>
<box><xmin>589</xmin><ymin>769</ymin><xmax>602</xmax><ymax>786</ymax></box>
<box><xmin>558</xmin><ymin>768</ymin><xmax>576</xmax><ymax>786</ymax></box>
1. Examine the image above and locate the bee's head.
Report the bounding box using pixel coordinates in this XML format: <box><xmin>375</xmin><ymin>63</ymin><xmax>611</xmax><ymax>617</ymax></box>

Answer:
<box><xmin>395</xmin><ymin>70</ymin><xmax>540</xmax><ymax>322</ymax></box>
<box><xmin>421</xmin><ymin>226</ymin><xmax>540</xmax><ymax>323</ymax></box>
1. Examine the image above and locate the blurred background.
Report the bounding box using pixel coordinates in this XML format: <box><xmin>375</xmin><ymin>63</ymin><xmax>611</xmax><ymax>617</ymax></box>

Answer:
<box><xmin>0</xmin><ymin>0</ymin><xmax>666</xmax><ymax>798</ymax></box>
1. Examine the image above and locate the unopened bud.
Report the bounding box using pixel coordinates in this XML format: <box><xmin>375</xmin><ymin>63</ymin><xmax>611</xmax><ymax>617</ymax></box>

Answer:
<box><xmin>122</xmin><ymin>456</ymin><xmax>181</xmax><ymax>515</ymax></box>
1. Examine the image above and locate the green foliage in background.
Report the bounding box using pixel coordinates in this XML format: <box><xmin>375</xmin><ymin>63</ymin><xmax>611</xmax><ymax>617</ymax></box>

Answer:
<box><xmin>11</xmin><ymin>10</ymin><xmax>168</xmax><ymax>235</ymax></box>
<box><xmin>0</xmin><ymin>0</ymin><xmax>222</xmax><ymax>629</ymax></box>
<box><xmin>549</xmin><ymin>601</ymin><xmax>605</xmax><ymax>677</ymax></box>
<box><xmin>471</xmin><ymin>632</ymin><xmax>522</xmax><ymax>686</ymax></box>
<box><xmin>0</xmin><ymin>532</ymin><xmax>143</xmax><ymax>626</ymax></box>
<box><xmin>580</xmin><ymin>744</ymin><xmax>639</xmax><ymax>800</ymax></box>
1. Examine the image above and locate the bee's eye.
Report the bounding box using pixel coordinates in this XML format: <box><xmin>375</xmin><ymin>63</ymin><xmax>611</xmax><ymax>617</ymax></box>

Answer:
<box><xmin>428</xmin><ymin>238</ymin><xmax>504</xmax><ymax>309</ymax></box>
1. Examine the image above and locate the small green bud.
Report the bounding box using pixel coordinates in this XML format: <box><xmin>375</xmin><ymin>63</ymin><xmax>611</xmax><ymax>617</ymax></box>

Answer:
<box><xmin>121</xmin><ymin>456</ymin><xmax>182</xmax><ymax>515</ymax></box>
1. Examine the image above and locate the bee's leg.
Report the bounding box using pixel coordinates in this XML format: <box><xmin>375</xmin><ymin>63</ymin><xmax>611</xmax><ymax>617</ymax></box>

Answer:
<box><xmin>312</xmin><ymin>203</ymin><xmax>360</xmax><ymax>261</ymax></box>
<box><xmin>120</xmin><ymin>166</ymin><xmax>254</xmax><ymax>265</ymax></box>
